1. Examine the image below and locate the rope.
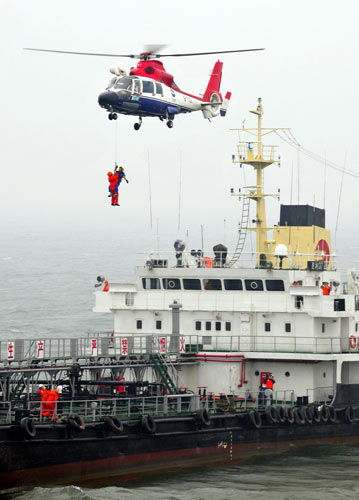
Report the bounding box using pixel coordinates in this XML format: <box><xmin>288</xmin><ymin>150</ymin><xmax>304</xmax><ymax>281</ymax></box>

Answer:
<box><xmin>334</xmin><ymin>153</ymin><xmax>347</xmax><ymax>250</ymax></box>
<box><xmin>147</xmin><ymin>150</ymin><xmax>153</xmax><ymax>231</ymax></box>
<box><xmin>275</xmin><ymin>131</ymin><xmax>359</xmax><ymax>178</ymax></box>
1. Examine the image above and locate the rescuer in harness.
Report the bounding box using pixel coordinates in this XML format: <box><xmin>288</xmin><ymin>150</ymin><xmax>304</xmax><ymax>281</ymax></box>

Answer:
<box><xmin>107</xmin><ymin>164</ymin><xmax>129</xmax><ymax>206</ymax></box>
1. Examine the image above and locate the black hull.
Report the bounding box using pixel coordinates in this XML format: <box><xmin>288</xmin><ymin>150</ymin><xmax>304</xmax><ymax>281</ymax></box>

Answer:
<box><xmin>1</xmin><ymin>412</ymin><xmax>359</xmax><ymax>490</ymax></box>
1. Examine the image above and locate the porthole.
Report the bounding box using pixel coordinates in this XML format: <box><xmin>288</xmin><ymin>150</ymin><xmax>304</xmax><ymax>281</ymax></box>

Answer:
<box><xmin>285</xmin><ymin>371</ymin><xmax>290</xmax><ymax>377</ymax></box>
<box><xmin>255</xmin><ymin>370</ymin><xmax>260</xmax><ymax>376</ymax></box>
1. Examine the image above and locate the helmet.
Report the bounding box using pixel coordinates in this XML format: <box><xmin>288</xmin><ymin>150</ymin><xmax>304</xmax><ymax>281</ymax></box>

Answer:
<box><xmin>120</xmin><ymin>166</ymin><xmax>124</xmax><ymax>171</ymax></box>
<box><xmin>104</xmin><ymin>280</ymin><xmax>108</xmax><ymax>283</ymax></box>
<box><xmin>107</xmin><ymin>171</ymin><xmax>112</xmax><ymax>176</ymax></box>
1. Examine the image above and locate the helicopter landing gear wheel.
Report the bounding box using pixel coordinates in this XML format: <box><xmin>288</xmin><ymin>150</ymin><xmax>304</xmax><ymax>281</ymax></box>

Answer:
<box><xmin>166</xmin><ymin>120</ymin><xmax>174</xmax><ymax>129</ymax></box>
<box><xmin>108</xmin><ymin>113</ymin><xmax>118</xmax><ymax>120</ymax></box>
<box><xmin>108</xmin><ymin>113</ymin><xmax>113</xmax><ymax>120</ymax></box>
<box><xmin>134</xmin><ymin>117</ymin><xmax>142</xmax><ymax>131</ymax></box>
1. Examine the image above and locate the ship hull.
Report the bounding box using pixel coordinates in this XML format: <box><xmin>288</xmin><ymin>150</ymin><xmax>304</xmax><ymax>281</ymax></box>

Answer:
<box><xmin>1</xmin><ymin>414</ymin><xmax>359</xmax><ymax>490</ymax></box>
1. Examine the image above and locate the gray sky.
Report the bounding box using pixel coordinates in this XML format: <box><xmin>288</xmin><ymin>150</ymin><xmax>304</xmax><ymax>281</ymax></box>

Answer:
<box><xmin>1</xmin><ymin>0</ymin><xmax>358</xmax><ymax>259</ymax></box>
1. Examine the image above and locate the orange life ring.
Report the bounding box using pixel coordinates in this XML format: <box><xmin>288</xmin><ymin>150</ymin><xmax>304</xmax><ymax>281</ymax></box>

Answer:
<box><xmin>350</xmin><ymin>335</ymin><xmax>357</xmax><ymax>349</ymax></box>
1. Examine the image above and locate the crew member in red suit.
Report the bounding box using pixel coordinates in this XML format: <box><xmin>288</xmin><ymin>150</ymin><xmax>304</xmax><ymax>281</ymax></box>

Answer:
<box><xmin>103</xmin><ymin>280</ymin><xmax>109</xmax><ymax>292</ymax></box>
<box><xmin>107</xmin><ymin>168</ymin><xmax>120</xmax><ymax>206</ymax></box>
<box><xmin>107</xmin><ymin>165</ymin><xmax>129</xmax><ymax>206</ymax></box>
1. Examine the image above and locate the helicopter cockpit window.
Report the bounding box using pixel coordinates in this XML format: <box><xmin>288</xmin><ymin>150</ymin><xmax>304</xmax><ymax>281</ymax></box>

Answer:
<box><xmin>142</xmin><ymin>81</ymin><xmax>154</xmax><ymax>94</ymax></box>
<box><xmin>115</xmin><ymin>77</ymin><xmax>134</xmax><ymax>92</ymax></box>
<box><xmin>133</xmin><ymin>79</ymin><xmax>141</xmax><ymax>94</ymax></box>
<box><xmin>106</xmin><ymin>77</ymin><xmax>117</xmax><ymax>90</ymax></box>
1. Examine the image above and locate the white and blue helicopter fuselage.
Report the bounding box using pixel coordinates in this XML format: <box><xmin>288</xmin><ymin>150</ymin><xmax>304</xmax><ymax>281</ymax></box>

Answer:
<box><xmin>98</xmin><ymin>75</ymin><xmax>226</xmax><ymax>129</ymax></box>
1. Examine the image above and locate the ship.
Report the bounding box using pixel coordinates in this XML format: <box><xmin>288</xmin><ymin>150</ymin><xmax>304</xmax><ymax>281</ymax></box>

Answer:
<box><xmin>2</xmin><ymin>98</ymin><xmax>359</xmax><ymax>490</ymax></box>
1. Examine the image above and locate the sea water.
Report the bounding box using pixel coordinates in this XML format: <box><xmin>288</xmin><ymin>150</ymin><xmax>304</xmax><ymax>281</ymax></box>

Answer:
<box><xmin>1</xmin><ymin>227</ymin><xmax>359</xmax><ymax>499</ymax></box>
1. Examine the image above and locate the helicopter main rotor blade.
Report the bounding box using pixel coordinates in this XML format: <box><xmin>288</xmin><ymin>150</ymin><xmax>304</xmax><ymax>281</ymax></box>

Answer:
<box><xmin>24</xmin><ymin>48</ymin><xmax>139</xmax><ymax>58</ymax></box>
<box><xmin>154</xmin><ymin>48</ymin><xmax>265</xmax><ymax>58</ymax></box>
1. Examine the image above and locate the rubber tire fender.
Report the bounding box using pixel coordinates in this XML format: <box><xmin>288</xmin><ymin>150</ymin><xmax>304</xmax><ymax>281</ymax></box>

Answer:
<box><xmin>328</xmin><ymin>406</ymin><xmax>336</xmax><ymax>424</ymax></box>
<box><xmin>106</xmin><ymin>416</ymin><xmax>123</xmax><ymax>435</ymax></box>
<box><xmin>345</xmin><ymin>405</ymin><xmax>355</xmax><ymax>423</ymax></box>
<box><xmin>142</xmin><ymin>414</ymin><xmax>156</xmax><ymax>434</ymax></box>
<box><xmin>249</xmin><ymin>410</ymin><xmax>262</xmax><ymax>429</ymax></box>
<box><xmin>285</xmin><ymin>406</ymin><xmax>295</xmax><ymax>424</ymax></box>
<box><xmin>195</xmin><ymin>408</ymin><xmax>211</xmax><ymax>427</ymax></box>
<box><xmin>310</xmin><ymin>406</ymin><xmax>321</xmax><ymax>424</ymax></box>
<box><xmin>294</xmin><ymin>407</ymin><xmax>306</xmax><ymax>425</ymax></box>
<box><xmin>20</xmin><ymin>417</ymin><xmax>36</xmax><ymax>439</ymax></box>
<box><xmin>275</xmin><ymin>406</ymin><xmax>286</xmax><ymax>424</ymax></box>
<box><xmin>265</xmin><ymin>406</ymin><xmax>278</xmax><ymax>424</ymax></box>
<box><xmin>68</xmin><ymin>413</ymin><xmax>86</xmax><ymax>432</ymax></box>
<box><xmin>304</xmin><ymin>406</ymin><xmax>313</xmax><ymax>424</ymax></box>
<box><xmin>320</xmin><ymin>405</ymin><xmax>330</xmax><ymax>423</ymax></box>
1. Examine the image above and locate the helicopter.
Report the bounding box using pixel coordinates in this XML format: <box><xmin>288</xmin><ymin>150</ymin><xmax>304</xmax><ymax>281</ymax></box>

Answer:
<box><xmin>24</xmin><ymin>45</ymin><xmax>264</xmax><ymax>130</ymax></box>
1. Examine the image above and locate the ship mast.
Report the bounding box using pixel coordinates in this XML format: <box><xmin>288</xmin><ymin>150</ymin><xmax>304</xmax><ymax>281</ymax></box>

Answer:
<box><xmin>231</xmin><ymin>98</ymin><xmax>288</xmax><ymax>266</ymax></box>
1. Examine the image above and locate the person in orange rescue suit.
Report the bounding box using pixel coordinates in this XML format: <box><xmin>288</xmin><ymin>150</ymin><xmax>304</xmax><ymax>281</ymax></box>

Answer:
<box><xmin>42</xmin><ymin>387</ymin><xmax>61</xmax><ymax>420</ymax></box>
<box><xmin>103</xmin><ymin>280</ymin><xmax>109</xmax><ymax>292</ymax></box>
<box><xmin>107</xmin><ymin>164</ymin><xmax>129</xmax><ymax>206</ymax></box>
<box><xmin>321</xmin><ymin>282</ymin><xmax>331</xmax><ymax>295</ymax></box>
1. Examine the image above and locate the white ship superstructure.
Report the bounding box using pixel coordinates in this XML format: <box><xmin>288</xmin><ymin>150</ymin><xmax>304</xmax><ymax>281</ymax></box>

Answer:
<box><xmin>94</xmin><ymin>99</ymin><xmax>359</xmax><ymax>407</ymax></box>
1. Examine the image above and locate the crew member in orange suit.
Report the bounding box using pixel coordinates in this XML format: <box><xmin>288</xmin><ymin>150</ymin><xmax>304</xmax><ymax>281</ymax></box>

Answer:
<box><xmin>107</xmin><ymin>168</ymin><xmax>120</xmax><ymax>206</ymax></box>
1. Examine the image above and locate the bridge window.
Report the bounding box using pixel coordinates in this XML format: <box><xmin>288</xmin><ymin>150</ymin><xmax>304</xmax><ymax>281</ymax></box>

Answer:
<box><xmin>225</xmin><ymin>322</ymin><xmax>231</xmax><ymax>331</ymax></box>
<box><xmin>322</xmin><ymin>323</ymin><xmax>325</xmax><ymax>333</ymax></box>
<box><xmin>205</xmin><ymin>321</ymin><xmax>211</xmax><ymax>331</ymax></box>
<box><xmin>142</xmin><ymin>278</ymin><xmax>160</xmax><ymax>290</ymax></box>
<box><xmin>266</xmin><ymin>280</ymin><xmax>285</xmax><ymax>291</ymax></box>
<box><xmin>224</xmin><ymin>279</ymin><xmax>243</xmax><ymax>291</ymax></box>
<box><xmin>156</xmin><ymin>82</ymin><xmax>163</xmax><ymax>94</ymax></box>
<box><xmin>136</xmin><ymin>320</ymin><xmax>142</xmax><ymax>330</ymax></box>
<box><xmin>195</xmin><ymin>321</ymin><xmax>201</xmax><ymax>331</ymax></box>
<box><xmin>215</xmin><ymin>322</ymin><xmax>221</xmax><ymax>331</ymax></box>
<box><xmin>203</xmin><ymin>279</ymin><xmax>222</xmax><ymax>291</ymax></box>
<box><xmin>295</xmin><ymin>296</ymin><xmax>304</xmax><ymax>309</ymax></box>
<box><xmin>264</xmin><ymin>322</ymin><xmax>271</xmax><ymax>332</ymax></box>
<box><xmin>183</xmin><ymin>279</ymin><xmax>201</xmax><ymax>290</ymax></box>
<box><xmin>334</xmin><ymin>299</ymin><xmax>345</xmax><ymax>311</ymax></box>
<box><xmin>142</xmin><ymin>80</ymin><xmax>154</xmax><ymax>93</ymax></box>
<box><xmin>162</xmin><ymin>278</ymin><xmax>181</xmax><ymax>290</ymax></box>
<box><xmin>285</xmin><ymin>323</ymin><xmax>291</xmax><ymax>333</ymax></box>
<box><xmin>245</xmin><ymin>279</ymin><xmax>264</xmax><ymax>291</ymax></box>
<box><xmin>156</xmin><ymin>320</ymin><xmax>162</xmax><ymax>330</ymax></box>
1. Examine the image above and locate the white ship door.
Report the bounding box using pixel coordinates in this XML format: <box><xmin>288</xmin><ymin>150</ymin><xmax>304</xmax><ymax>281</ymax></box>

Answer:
<box><xmin>239</xmin><ymin>313</ymin><xmax>252</xmax><ymax>351</ymax></box>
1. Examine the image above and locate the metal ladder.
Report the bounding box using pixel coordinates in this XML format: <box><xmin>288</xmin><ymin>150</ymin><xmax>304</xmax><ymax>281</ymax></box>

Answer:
<box><xmin>229</xmin><ymin>194</ymin><xmax>251</xmax><ymax>265</ymax></box>
<box><xmin>149</xmin><ymin>353</ymin><xmax>178</xmax><ymax>395</ymax></box>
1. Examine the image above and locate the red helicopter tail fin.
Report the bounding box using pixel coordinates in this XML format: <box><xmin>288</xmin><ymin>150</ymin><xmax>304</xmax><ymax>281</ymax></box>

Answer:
<box><xmin>203</xmin><ymin>60</ymin><xmax>223</xmax><ymax>101</ymax></box>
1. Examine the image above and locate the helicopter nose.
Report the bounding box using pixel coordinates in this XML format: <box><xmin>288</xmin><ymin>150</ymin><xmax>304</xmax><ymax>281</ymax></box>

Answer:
<box><xmin>98</xmin><ymin>91</ymin><xmax>119</xmax><ymax>109</ymax></box>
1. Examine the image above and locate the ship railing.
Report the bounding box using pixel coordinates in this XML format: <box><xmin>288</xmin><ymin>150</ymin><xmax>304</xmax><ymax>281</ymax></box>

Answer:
<box><xmin>0</xmin><ymin>334</ymin><xmax>355</xmax><ymax>365</ymax></box>
<box><xmin>305</xmin><ymin>386</ymin><xmax>335</xmax><ymax>406</ymax></box>
<box><xmin>136</xmin><ymin>251</ymin><xmax>337</xmax><ymax>271</ymax></box>
<box><xmin>21</xmin><ymin>393</ymin><xmax>201</xmax><ymax>423</ymax></box>
<box><xmin>201</xmin><ymin>389</ymin><xmax>296</xmax><ymax>412</ymax></box>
